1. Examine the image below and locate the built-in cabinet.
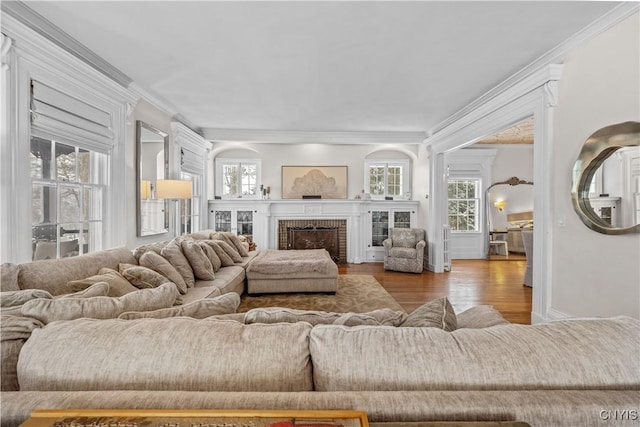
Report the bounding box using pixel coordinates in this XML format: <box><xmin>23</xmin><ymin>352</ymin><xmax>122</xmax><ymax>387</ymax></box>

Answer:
<box><xmin>208</xmin><ymin>199</ymin><xmax>419</xmax><ymax>263</ymax></box>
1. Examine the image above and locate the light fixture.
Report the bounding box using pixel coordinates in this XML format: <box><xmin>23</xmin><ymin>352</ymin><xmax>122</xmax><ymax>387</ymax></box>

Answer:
<box><xmin>140</xmin><ymin>180</ymin><xmax>151</xmax><ymax>200</ymax></box>
<box><xmin>156</xmin><ymin>179</ymin><xmax>192</xmax><ymax>236</ymax></box>
<box><xmin>494</xmin><ymin>200</ymin><xmax>507</xmax><ymax>212</ymax></box>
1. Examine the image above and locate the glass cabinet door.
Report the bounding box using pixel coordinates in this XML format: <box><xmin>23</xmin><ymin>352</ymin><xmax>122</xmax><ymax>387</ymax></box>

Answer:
<box><xmin>214</xmin><ymin>210</ymin><xmax>232</xmax><ymax>232</ymax></box>
<box><xmin>393</xmin><ymin>211</ymin><xmax>411</xmax><ymax>228</ymax></box>
<box><xmin>236</xmin><ymin>210</ymin><xmax>253</xmax><ymax>237</ymax></box>
<box><xmin>371</xmin><ymin>210</ymin><xmax>389</xmax><ymax>246</ymax></box>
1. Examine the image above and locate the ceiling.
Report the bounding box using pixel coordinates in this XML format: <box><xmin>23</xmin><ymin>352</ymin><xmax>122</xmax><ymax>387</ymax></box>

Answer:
<box><xmin>17</xmin><ymin>1</ymin><xmax>623</xmax><ymax>140</ymax></box>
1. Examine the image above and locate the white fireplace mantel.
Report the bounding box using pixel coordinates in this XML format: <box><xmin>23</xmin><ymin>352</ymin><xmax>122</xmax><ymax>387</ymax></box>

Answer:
<box><xmin>208</xmin><ymin>199</ymin><xmax>419</xmax><ymax>264</ymax></box>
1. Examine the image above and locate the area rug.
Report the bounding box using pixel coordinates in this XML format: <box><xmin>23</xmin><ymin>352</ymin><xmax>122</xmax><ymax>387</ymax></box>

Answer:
<box><xmin>237</xmin><ymin>274</ymin><xmax>405</xmax><ymax>314</ymax></box>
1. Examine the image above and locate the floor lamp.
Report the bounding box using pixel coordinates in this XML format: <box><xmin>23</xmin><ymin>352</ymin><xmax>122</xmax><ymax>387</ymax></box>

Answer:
<box><xmin>156</xmin><ymin>179</ymin><xmax>192</xmax><ymax>237</ymax></box>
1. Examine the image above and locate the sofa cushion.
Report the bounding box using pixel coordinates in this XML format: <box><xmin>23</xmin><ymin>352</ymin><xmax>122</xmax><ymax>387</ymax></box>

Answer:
<box><xmin>17</xmin><ymin>247</ymin><xmax>136</xmax><ymax>296</ymax></box>
<box><xmin>456</xmin><ymin>305</ymin><xmax>510</xmax><ymax>329</ymax></box>
<box><xmin>132</xmin><ymin>241</ymin><xmax>167</xmax><ymax>261</ymax></box>
<box><xmin>18</xmin><ymin>318</ymin><xmax>314</xmax><ymax>392</ymax></box>
<box><xmin>245</xmin><ymin>307</ymin><xmax>406</xmax><ymax>326</ymax></box>
<box><xmin>1</xmin><ymin>289</ymin><xmax>52</xmax><ymax>307</ymax></box>
<box><xmin>204</xmin><ymin>241</ymin><xmax>235</xmax><ymax>266</ymax></box>
<box><xmin>212</xmin><ymin>240</ymin><xmax>243</xmax><ymax>263</ymax></box>
<box><xmin>66</xmin><ymin>268</ymin><xmax>139</xmax><ymax>297</ymax></box>
<box><xmin>118</xmin><ymin>293</ymin><xmax>240</xmax><ymax>320</ymax></box>
<box><xmin>197</xmin><ymin>241</ymin><xmax>222</xmax><ymax>272</ymax></box>
<box><xmin>139</xmin><ymin>251</ymin><xmax>188</xmax><ymax>294</ymax></box>
<box><xmin>194</xmin><ymin>266</ymin><xmax>245</xmax><ymax>298</ymax></box>
<box><xmin>181</xmin><ymin>238</ymin><xmax>215</xmax><ymax>280</ymax></box>
<box><xmin>1</xmin><ymin>315</ymin><xmax>43</xmax><ymax>391</ymax></box>
<box><xmin>160</xmin><ymin>238</ymin><xmax>195</xmax><ymax>288</ymax></box>
<box><xmin>0</xmin><ymin>263</ymin><xmax>20</xmax><ymax>292</ymax></box>
<box><xmin>20</xmin><ymin>283</ymin><xmax>179</xmax><ymax>324</ymax></box>
<box><xmin>57</xmin><ymin>282</ymin><xmax>110</xmax><ymax>299</ymax></box>
<box><xmin>400</xmin><ymin>297</ymin><xmax>457</xmax><ymax>331</ymax></box>
<box><xmin>122</xmin><ymin>266</ymin><xmax>171</xmax><ymax>290</ymax></box>
<box><xmin>309</xmin><ymin>317</ymin><xmax>640</xmax><ymax>392</ymax></box>
<box><xmin>212</xmin><ymin>232</ymin><xmax>249</xmax><ymax>257</ymax></box>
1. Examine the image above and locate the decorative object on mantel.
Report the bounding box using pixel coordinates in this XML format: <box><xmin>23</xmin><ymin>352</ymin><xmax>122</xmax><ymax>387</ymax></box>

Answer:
<box><xmin>282</xmin><ymin>166</ymin><xmax>347</xmax><ymax>199</ymax></box>
<box><xmin>571</xmin><ymin>121</ymin><xmax>640</xmax><ymax>235</ymax></box>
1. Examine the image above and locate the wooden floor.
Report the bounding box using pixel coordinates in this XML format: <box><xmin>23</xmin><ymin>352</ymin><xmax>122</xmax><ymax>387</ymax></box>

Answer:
<box><xmin>339</xmin><ymin>259</ymin><xmax>532</xmax><ymax>325</ymax></box>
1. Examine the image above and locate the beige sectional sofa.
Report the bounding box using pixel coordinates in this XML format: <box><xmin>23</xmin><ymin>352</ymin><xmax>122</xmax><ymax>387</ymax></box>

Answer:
<box><xmin>2</xmin><ymin>315</ymin><xmax>639</xmax><ymax>427</ymax></box>
<box><xmin>1</xmin><ymin>238</ymin><xmax>639</xmax><ymax>427</ymax></box>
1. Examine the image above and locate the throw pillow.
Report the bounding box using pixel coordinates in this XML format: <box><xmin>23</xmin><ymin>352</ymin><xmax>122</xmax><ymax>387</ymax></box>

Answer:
<box><xmin>122</xmin><ymin>266</ymin><xmax>170</xmax><ymax>290</ymax></box>
<box><xmin>456</xmin><ymin>305</ymin><xmax>510</xmax><ymax>329</ymax></box>
<box><xmin>209</xmin><ymin>231</ymin><xmax>235</xmax><ymax>247</ymax></box>
<box><xmin>400</xmin><ymin>297</ymin><xmax>457</xmax><ymax>331</ymax></box>
<box><xmin>0</xmin><ymin>263</ymin><xmax>20</xmax><ymax>292</ymax></box>
<box><xmin>118</xmin><ymin>292</ymin><xmax>240</xmax><ymax>320</ymax></box>
<box><xmin>160</xmin><ymin>238</ymin><xmax>196</xmax><ymax>288</ymax></box>
<box><xmin>65</xmin><ymin>268</ymin><xmax>138</xmax><ymax>297</ymax></box>
<box><xmin>1</xmin><ymin>315</ymin><xmax>43</xmax><ymax>391</ymax></box>
<box><xmin>212</xmin><ymin>239</ymin><xmax>242</xmax><ymax>263</ymax></box>
<box><xmin>197</xmin><ymin>241</ymin><xmax>221</xmax><ymax>272</ymax></box>
<box><xmin>181</xmin><ymin>238</ymin><xmax>215</xmax><ymax>280</ymax></box>
<box><xmin>57</xmin><ymin>282</ymin><xmax>110</xmax><ymax>299</ymax></box>
<box><xmin>139</xmin><ymin>251</ymin><xmax>188</xmax><ymax>294</ymax></box>
<box><xmin>1</xmin><ymin>289</ymin><xmax>52</xmax><ymax>307</ymax></box>
<box><xmin>204</xmin><ymin>240</ymin><xmax>235</xmax><ymax>266</ymax></box>
<box><xmin>20</xmin><ymin>282</ymin><xmax>178</xmax><ymax>324</ymax></box>
<box><xmin>132</xmin><ymin>241</ymin><xmax>167</xmax><ymax>261</ymax></box>
<box><xmin>216</xmin><ymin>232</ymin><xmax>249</xmax><ymax>257</ymax></box>
<box><xmin>333</xmin><ymin>309</ymin><xmax>407</xmax><ymax>326</ymax></box>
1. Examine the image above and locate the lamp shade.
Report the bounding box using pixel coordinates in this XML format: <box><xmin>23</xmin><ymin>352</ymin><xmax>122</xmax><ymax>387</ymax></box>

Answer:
<box><xmin>156</xmin><ymin>179</ymin><xmax>192</xmax><ymax>199</ymax></box>
<box><xmin>140</xmin><ymin>180</ymin><xmax>152</xmax><ymax>199</ymax></box>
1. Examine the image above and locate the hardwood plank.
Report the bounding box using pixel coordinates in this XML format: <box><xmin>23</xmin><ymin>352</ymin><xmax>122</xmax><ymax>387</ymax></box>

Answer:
<box><xmin>339</xmin><ymin>260</ymin><xmax>532</xmax><ymax>325</ymax></box>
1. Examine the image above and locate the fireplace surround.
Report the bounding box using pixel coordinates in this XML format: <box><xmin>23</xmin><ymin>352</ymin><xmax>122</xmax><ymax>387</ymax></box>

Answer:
<box><xmin>278</xmin><ymin>219</ymin><xmax>347</xmax><ymax>263</ymax></box>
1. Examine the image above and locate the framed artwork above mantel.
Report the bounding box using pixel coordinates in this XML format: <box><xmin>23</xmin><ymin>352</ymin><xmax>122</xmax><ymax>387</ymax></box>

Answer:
<box><xmin>282</xmin><ymin>166</ymin><xmax>348</xmax><ymax>199</ymax></box>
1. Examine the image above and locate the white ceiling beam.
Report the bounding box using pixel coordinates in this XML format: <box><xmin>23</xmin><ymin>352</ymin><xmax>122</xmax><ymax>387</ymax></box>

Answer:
<box><xmin>203</xmin><ymin>129</ymin><xmax>427</xmax><ymax>145</ymax></box>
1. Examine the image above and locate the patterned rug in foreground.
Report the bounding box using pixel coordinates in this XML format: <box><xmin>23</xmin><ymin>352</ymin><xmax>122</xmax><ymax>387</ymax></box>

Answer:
<box><xmin>237</xmin><ymin>274</ymin><xmax>405</xmax><ymax>314</ymax></box>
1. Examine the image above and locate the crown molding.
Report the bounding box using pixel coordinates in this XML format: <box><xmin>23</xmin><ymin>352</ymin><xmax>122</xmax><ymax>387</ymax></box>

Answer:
<box><xmin>1</xmin><ymin>0</ymin><xmax>132</xmax><ymax>87</ymax></box>
<box><xmin>171</xmin><ymin>122</ymin><xmax>211</xmax><ymax>153</ymax></box>
<box><xmin>428</xmin><ymin>1</ymin><xmax>640</xmax><ymax>137</ymax></box>
<box><xmin>203</xmin><ymin>129</ymin><xmax>427</xmax><ymax>145</ymax></box>
<box><xmin>127</xmin><ymin>82</ymin><xmax>200</xmax><ymax>132</ymax></box>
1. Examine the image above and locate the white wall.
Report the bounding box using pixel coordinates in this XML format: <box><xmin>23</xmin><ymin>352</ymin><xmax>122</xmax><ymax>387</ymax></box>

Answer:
<box><xmin>552</xmin><ymin>13</ymin><xmax>640</xmax><ymax>319</ymax></box>
<box><xmin>210</xmin><ymin>142</ymin><xmax>429</xmax><ymax>228</ymax></box>
<box><xmin>487</xmin><ymin>145</ymin><xmax>534</xmax><ymax>230</ymax></box>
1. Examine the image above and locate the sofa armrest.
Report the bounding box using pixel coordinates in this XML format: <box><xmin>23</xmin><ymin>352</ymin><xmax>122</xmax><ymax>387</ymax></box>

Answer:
<box><xmin>382</xmin><ymin>239</ymin><xmax>392</xmax><ymax>251</ymax></box>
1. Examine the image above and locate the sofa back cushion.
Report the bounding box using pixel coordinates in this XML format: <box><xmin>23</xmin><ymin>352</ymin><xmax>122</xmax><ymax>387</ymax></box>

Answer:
<box><xmin>20</xmin><ymin>283</ymin><xmax>178</xmax><ymax>324</ymax></box>
<box><xmin>1</xmin><ymin>263</ymin><xmax>20</xmax><ymax>292</ymax></box>
<box><xmin>18</xmin><ymin>319</ymin><xmax>313</xmax><ymax>392</ymax></box>
<box><xmin>17</xmin><ymin>247</ymin><xmax>136</xmax><ymax>296</ymax></box>
<box><xmin>309</xmin><ymin>317</ymin><xmax>640</xmax><ymax>392</ymax></box>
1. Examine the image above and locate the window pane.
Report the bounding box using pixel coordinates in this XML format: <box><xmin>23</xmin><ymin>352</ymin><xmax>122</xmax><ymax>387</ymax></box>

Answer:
<box><xmin>56</xmin><ymin>143</ymin><xmax>76</xmax><ymax>182</ymax></box>
<box><xmin>60</xmin><ymin>185</ymin><xmax>81</xmax><ymax>223</ymax></box>
<box><xmin>369</xmin><ymin>166</ymin><xmax>385</xmax><ymax>195</ymax></box>
<box><xmin>32</xmin><ymin>184</ymin><xmax>57</xmax><ymax>225</ymax></box>
<box><xmin>31</xmin><ymin>137</ymin><xmax>52</xmax><ymax>179</ymax></box>
<box><xmin>241</xmin><ymin>164</ymin><xmax>257</xmax><ymax>195</ymax></box>
<box><xmin>222</xmin><ymin>165</ymin><xmax>237</xmax><ymax>196</ymax></box>
<box><xmin>387</xmin><ymin>166</ymin><xmax>402</xmax><ymax>196</ymax></box>
<box><xmin>78</xmin><ymin>149</ymin><xmax>90</xmax><ymax>183</ymax></box>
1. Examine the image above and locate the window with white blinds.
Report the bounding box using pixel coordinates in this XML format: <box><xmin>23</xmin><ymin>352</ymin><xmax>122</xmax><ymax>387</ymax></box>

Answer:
<box><xmin>29</xmin><ymin>79</ymin><xmax>113</xmax><ymax>260</ymax></box>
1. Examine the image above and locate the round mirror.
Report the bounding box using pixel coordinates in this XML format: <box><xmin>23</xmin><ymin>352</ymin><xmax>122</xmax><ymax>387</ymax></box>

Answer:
<box><xmin>571</xmin><ymin>121</ymin><xmax>640</xmax><ymax>235</ymax></box>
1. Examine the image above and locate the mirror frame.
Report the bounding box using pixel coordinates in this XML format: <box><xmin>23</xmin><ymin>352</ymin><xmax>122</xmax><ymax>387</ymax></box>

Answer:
<box><xmin>136</xmin><ymin>120</ymin><xmax>170</xmax><ymax>237</ymax></box>
<box><xmin>571</xmin><ymin>121</ymin><xmax>640</xmax><ymax>235</ymax></box>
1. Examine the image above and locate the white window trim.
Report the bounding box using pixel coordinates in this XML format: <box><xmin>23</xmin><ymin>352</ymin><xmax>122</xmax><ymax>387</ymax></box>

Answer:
<box><xmin>215</xmin><ymin>158</ymin><xmax>262</xmax><ymax>199</ymax></box>
<box><xmin>364</xmin><ymin>159</ymin><xmax>410</xmax><ymax>200</ymax></box>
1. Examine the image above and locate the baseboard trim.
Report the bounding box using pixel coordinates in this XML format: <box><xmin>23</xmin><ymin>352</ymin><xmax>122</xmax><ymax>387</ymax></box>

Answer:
<box><xmin>546</xmin><ymin>308</ymin><xmax>571</xmax><ymax>321</ymax></box>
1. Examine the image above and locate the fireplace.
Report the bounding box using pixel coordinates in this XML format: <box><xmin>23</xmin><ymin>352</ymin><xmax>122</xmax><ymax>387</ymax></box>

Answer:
<box><xmin>278</xmin><ymin>219</ymin><xmax>347</xmax><ymax>263</ymax></box>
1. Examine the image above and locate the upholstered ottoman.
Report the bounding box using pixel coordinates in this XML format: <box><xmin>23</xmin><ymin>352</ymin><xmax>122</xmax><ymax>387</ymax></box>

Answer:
<box><xmin>245</xmin><ymin>249</ymin><xmax>338</xmax><ymax>294</ymax></box>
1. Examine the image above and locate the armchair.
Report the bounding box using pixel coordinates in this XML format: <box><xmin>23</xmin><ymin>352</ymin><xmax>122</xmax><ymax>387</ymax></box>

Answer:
<box><xmin>382</xmin><ymin>228</ymin><xmax>426</xmax><ymax>273</ymax></box>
